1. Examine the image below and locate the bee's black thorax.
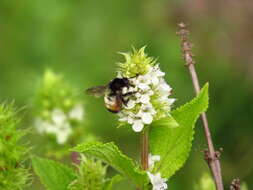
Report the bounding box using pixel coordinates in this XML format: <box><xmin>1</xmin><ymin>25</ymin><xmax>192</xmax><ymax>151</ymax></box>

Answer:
<box><xmin>109</xmin><ymin>78</ymin><xmax>130</xmax><ymax>93</ymax></box>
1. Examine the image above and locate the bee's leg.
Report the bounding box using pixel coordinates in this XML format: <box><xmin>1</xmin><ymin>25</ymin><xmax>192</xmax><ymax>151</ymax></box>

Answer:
<box><xmin>122</xmin><ymin>91</ymin><xmax>135</xmax><ymax>96</ymax></box>
<box><xmin>122</xmin><ymin>98</ymin><xmax>129</xmax><ymax>106</ymax></box>
<box><xmin>120</xmin><ymin>94</ymin><xmax>129</xmax><ymax>106</ymax></box>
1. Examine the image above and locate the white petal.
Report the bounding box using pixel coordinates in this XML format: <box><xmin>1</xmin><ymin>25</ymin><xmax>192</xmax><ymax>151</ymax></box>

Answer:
<box><xmin>148</xmin><ymin>154</ymin><xmax>161</xmax><ymax>168</ymax></box>
<box><xmin>141</xmin><ymin>104</ymin><xmax>156</xmax><ymax>115</ymax></box>
<box><xmin>122</xmin><ymin>87</ymin><xmax>128</xmax><ymax>94</ymax></box>
<box><xmin>160</xmin><ymin>83</ymin><xmax>171</xmax><ymax>92</ymax></box>
<box><xmin>132</xmin><ymin>120</ymin><xmax>144</xmax><ymax>132</ymax></box>
<box><xmin>151</xmin><ymin>77</ymin><xmax>159</xmax><ymax>85</ymax></box>
<box><xmin>56</xmin><ymin>131</ymin><xmax>68</xmax><ymax>144</ymax></box>
<box><xmin>159</xmin><ymin>81</ymin><xmax>172</xmax><ymax>94</ymax></box>
<box><xmin>69</xmin><ymin>104</ymin><xmax>84</xmax><ymax>121</ymax></box>
<box><xmin>147</xmin><ymin>90</ymin><xmax>154</xmax><ymax>96</ymax></box>
<box><xmin>138</xmin><ymin>75</ymin><xmax>151</xmax><ymax>84</ymax></box>
<box><xmin>119</xmin><ymin>117</ymin><xmax>128</xmax><ymax>122</ymax></box>
<box><xmin>116</xmin><ymin>71</ymin><xmax>123</xmax><ymax>78</ymax></box>
<box><xmin>135</xmin><ymin>92</ymin><xmax>141</xmax><ymax>98</ymax></box>
<box><xmin>148</xmin><ymin>154</ymin><xmax>155</xmax><ymax>168</ymax></box>
<box><xmin>155</xmin><ymin>69</ymin><xmax>165</xmax><ymax>77</ymax></box>
<box><xmin>140</xmin><ymin>94</ymin><xmax>150</xmax><ymax>104</ymax></box>
<box><xmin>141</xmin><ymin>113</ymin><xmax>153</xmax><ymax>124</ymax></box>
<box><xmin>52</xmin><ymin>109</ymin><xmax>67</xmax><ymax>125</ymax></box>
<box><xmin>167</xmin><ymin>98</ymin><xmax>176</xmax><ymax>105</ymax></box>
<box><xmin>138</xmin><ymin>83</ymin><xmax>150</xmax><ymax>91</ymax></box>
<box><xmin>152</xmin><ymin>155</ymin><xmax>161</xmax><ymax>161</ymax></box>
<box><xmin>34</xmin><ymin>118</ymin><xmax>46</xmax><ymax>133</ymax></box>
<box><xmin>45</xmin><ymin>123</ymin><xmax>58</xmax><ymax>134</ymax></box>
<box><xmin>55</xmin><ymin>124</ymin><xmax>72</xmax><ymax>144</ymax></box>
<box><xmin>127</xmin><ymin>116</ymin><xmax>134</xmax><ymax>124</ymax></box>
<box><xmin>125</xmin><ymin>99</ymin><xmax>136</xmax><ymax>109</ymax></box>
<box><xmin>147</xmin><ymin>172</ymin><xmax>168</xmax><ymax>190</ymax></box>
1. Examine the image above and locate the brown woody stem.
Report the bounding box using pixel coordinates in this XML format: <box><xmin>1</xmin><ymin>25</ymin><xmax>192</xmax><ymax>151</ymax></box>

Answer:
<box><xmin>177</xmin><ymin>22</ymin><xmax>224</xmax><ymax>190</ymax></box>
<box><xmin>141</xmin><ymin>127</ymin><xmax>149</xmax><ymax>171</ymax></box>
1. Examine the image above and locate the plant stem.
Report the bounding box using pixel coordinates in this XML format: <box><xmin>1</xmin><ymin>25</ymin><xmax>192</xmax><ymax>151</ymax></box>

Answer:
<box><xmin>177</xmin><ymin>22</ymin><xmax>224</xmax><ymax>190</ymax></box>
<box><xmin>141</xmin><ymin>127</ymin><xmax>149</xmax><ymax>171</ymax></box>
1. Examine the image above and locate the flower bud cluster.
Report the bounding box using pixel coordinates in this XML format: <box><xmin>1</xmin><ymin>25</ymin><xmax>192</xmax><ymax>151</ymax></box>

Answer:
<box><xmin>35</xmin><ymin>104</ymin><xmax>84</xmax><ymax>144</ymax></box>
<box><xmin>117</xmin><ymin>47</ymin><xmax>175</xmax><ymax>132</ymax></box>
<box><xmin>147</xmin><ymin>154</ymin><xmax>168</xmax><ymax>190</ymax></box>
<box><xmin>68</xmin><ymin>156</ymin><xmax>107</xmax><ymax>190</ymax></box>
<box><xmin>147</xmin><ymin>172</ymin><xmax>168</xmax><ymax>190</ymax></box>
<box><xmin>33</xmin><ymin>70</ymin><xmax>85</xmax><ymax>145</ymax></box>
<box><xmin>0</xmin><ymin>103</ymin><xmax>30</xmax><ymax>189</ymax></box>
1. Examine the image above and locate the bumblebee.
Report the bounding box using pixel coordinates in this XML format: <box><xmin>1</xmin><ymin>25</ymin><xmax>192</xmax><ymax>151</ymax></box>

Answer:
<box><xmin>86</xmin><ymin>78</ymin><xmax>132</xmax><ymax>113</ymax></box>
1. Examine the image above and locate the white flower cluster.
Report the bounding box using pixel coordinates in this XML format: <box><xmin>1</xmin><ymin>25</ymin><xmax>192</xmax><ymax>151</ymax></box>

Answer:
<box><xmin>148</xmin><ymin>154</ymin><xmax>168</xmax><ymax>190</ymax></box>
<box><xmin>118</xmin><ymin>65</ymin><xmax>175</xmax><ymax>132</ymax></box>
<box><xmin>34</xmin><ymin>104</ymin><xmax>84</xmax><ymax>144</ymax></box>
<box><xmin>147</xmin><ymin>172</ymin><xmax>168</xmax><ymax>190</ymax></box>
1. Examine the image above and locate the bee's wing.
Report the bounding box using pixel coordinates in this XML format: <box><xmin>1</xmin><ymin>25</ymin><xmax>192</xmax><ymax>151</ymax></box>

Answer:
<box><xmin>85</xmin><ymin>85</ymin><xmax>108</xmax><ymax>97</ymax></box>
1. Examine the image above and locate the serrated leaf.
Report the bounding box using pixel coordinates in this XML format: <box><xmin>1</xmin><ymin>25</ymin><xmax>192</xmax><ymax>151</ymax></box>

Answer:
<box><xmin>32</xmin><ymin>156</ymin><xmax>76</xmax><ymax>190</ymax></box>
<box><xmin>150</xmin><ymin>83</ymin><xmax>209</xmax><ymax>178</ymax></box>
<box><xmin>151</xmin><ymin>116</ymin><xmax>179</xmax><ymax>128</ymax></box>
<box><xmin>103</xmin><ymin>175</ymin><xmax>122</xmax><ymax>190</ymax></box>
<box><xmin>72</xmin><ymin>142</ymin><xmax>148</xmax><ymax>187</ymax></box>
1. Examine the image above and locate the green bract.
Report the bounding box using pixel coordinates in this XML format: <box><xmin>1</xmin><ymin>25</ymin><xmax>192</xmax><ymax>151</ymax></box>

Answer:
<box><xmin>0</xmin><ymin>103</ymin><xmax>31</xmax><ymax>190</ymax></box>
<box><xmin>68</xmin><ymin>156</ymin><xmax>107</xmax><ymax>190</ymax></box>
<box><xmin>117</xmin><ymin>46</ymin><xmax>156</xmax><ymax>77</ymax></box>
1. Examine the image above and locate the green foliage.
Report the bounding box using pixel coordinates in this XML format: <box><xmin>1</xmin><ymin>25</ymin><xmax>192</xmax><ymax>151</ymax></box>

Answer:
<box><xmin>149</xmin><ymin>83</ymin><xmax>209</xmax><ymax>178</ymax></box>
<box><xmin>0</xmin><ymin>103</ymin><xmax>31</xmax><ymax>190</ymax></box>
<box><xmin>35</xmin><ymin>69</ymin><xmax>78</xmax><ymax>111</ymax></box>
<box><xmin>194</xmin><ymin>173</ymin><xmax>215</xmax><ymax>190</ymax></box>
<box><xmin>68</xmin><ymin>156</ymin><xmax>107</xmax><ymax>190</ymax></box>
<box><xmin>103</xmin><ymin>175</ymin><xmax>122</xmax><ymax>190</ymax></box>
<box><xmin>32</xmin><ymin>156</ymin><xmax>75</xmax><ymax>190</ymax></box>
<box><xmin>72</xmin><ymin>142</ymin><xmax>149</xmax><ymax>187</ymax></box>
<box><xmin>151</xmin><ymin>116</ymin><xmax>179</xmax><ymax>129</ymax></box>
<box><xmin>117</xmin><ymin>46</ymin><xmax>156</xmax><ymax>77</ymax></box>
<box><xmin>241</xmin><ymin>182</ymin><xmax>248</xmax><ymax>190</ymax></box>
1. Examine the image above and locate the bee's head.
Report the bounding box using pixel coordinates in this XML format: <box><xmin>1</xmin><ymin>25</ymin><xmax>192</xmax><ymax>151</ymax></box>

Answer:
<box><xmin>109</xmin><ymin>77</ymin><xmax>130</xmax><ymax>92</ymax></box>
<box><xmin>121</xmin><ymin>77</ymin><xmax>130</xmax><ymax>86</ymax></box>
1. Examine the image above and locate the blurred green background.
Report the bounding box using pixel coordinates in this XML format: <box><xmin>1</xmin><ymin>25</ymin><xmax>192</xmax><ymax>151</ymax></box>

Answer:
<box><xmin>0</xmin><ymin>0</ymin><xmax>252</xmax><ymax>189</ymax></box>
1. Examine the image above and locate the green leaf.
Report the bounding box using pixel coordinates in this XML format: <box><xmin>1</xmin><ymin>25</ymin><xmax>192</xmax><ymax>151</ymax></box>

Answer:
<box><xmin>151</xmin><ymin>116</ymin><xmax>179</xmax><ymax>128</ymax></box>
<box><xmin>32</xmin><ymin>156</ymin><xmax>76</xmax><ymax>190</ymax></box>
<box><xmin>103</xmin><ymin>175</ymin><xmax>123</xmax><ymax>190</ymax></box>
<box><xmin>72</xmin><ymin>142</ymin><xmax>148</xmax><ymax>187</ymax></box>
<box><xmin>150</xmin><ymin>83</ymin><xmax>209</xmax><ymax>178</ymax></box>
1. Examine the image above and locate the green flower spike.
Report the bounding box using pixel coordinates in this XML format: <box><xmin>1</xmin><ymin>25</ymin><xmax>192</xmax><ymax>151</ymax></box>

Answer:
<box><xmin>0</xmin><ymin>103</ymin><xmax>31</xmax><ymax>190</ymax></box>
